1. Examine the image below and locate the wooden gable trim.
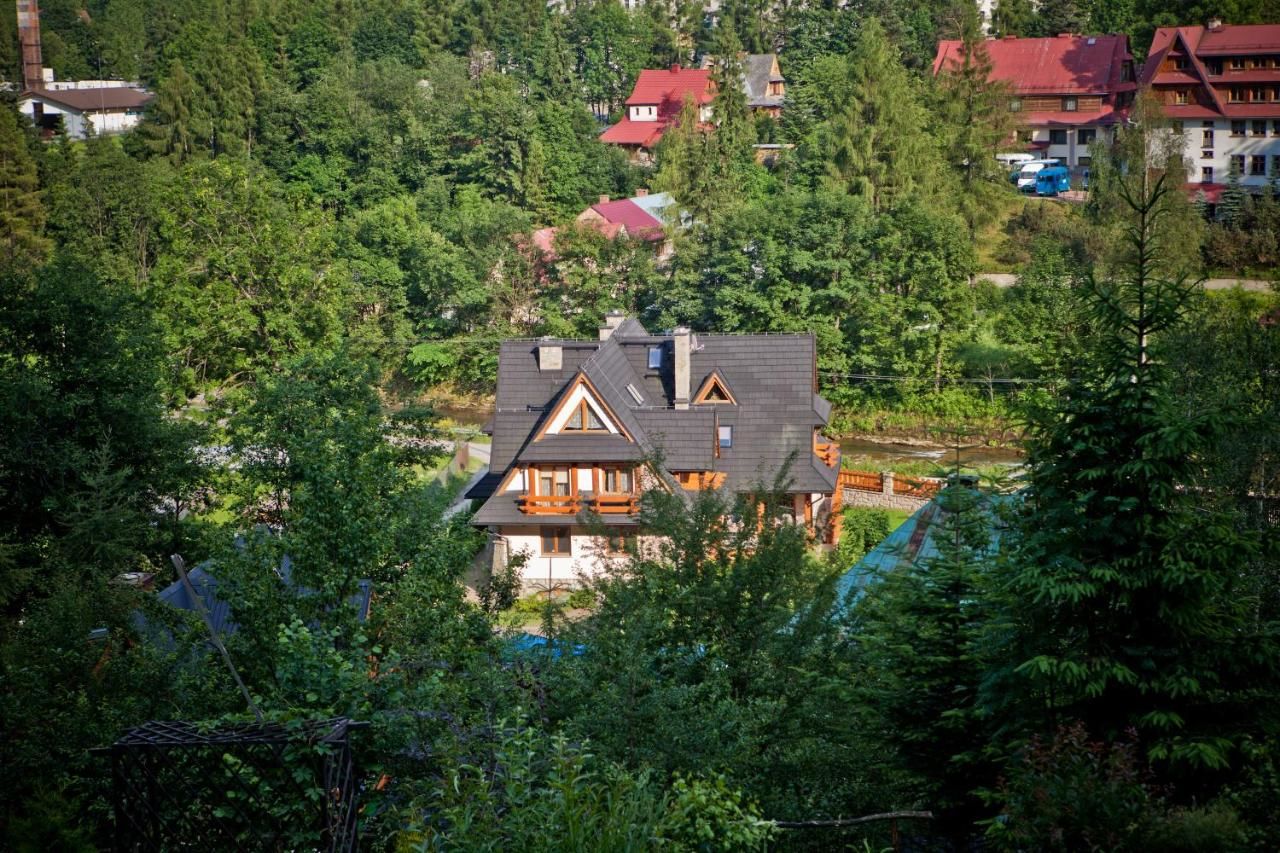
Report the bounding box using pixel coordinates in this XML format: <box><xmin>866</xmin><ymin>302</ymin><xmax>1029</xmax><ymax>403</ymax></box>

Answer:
<box><xmin>533</xmin><ymin>372</ymin><xmax>634</xmax><ymax>443</ymax></box>
<box><xmin>693</xmin><ymin>370</ymin><xmax>737</xmax><ymax>405</ymax></box>
<box><xmin>1173</xmin><ymin>28</ymin><xmax>1225</xmax><ymax>114</ymax></box>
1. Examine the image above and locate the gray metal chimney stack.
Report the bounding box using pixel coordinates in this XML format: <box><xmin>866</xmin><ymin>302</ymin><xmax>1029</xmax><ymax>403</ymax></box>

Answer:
<box><xmin>673</xmin><ymin>327</ymin><xmax>691</xmax><ymax>409</ymax></box>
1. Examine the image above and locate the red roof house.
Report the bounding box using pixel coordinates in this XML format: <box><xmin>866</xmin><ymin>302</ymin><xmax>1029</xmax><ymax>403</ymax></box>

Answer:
<box><xmin>933</xmin><ymin>34</ymin><xmax>1137</xmax><ymax>167</ymax></box>
<box><xmin>600</xmin><ymin>65</ymin><xmax>715</xmax><ymax>162</ymax></box>
<box><xmin>1141</xmin><ymin>22</ymin><xmax>1280</xmax><ymax>189</ymax></box>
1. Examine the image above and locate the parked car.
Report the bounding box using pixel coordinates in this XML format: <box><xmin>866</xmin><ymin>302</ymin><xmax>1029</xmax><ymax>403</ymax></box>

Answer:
<box><xmin>1016</xmin><ymin>159</ymin><xmax>1061</xmax><ymax>192</ymax></box>
<box><xmin>996</xmin><ymin>152</ymin><xmax>1035</xmax><ymax>169</ymax></box>
<box><xmin>1035</xmin><ymin>166</ymin><xmax>1071</xmax><ymax>196</ymax></box>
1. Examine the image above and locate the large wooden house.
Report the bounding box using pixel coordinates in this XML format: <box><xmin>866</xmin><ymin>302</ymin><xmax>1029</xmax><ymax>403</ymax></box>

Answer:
<box><xmin>467</xmin><ymin>315</ymin><xmax>841</xmax><ymax>591</ymax></box>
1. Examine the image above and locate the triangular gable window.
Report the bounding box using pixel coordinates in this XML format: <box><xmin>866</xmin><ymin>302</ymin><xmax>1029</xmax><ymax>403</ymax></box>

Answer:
<box><xmin>564</xmin><ymin>400</ymin><xmax>607</xmax><ymax>431</ymax></box>
<box><xmin>694</xmin><ymin>372</ymin><xmax>737</xmax><ymax>405</ymax></box>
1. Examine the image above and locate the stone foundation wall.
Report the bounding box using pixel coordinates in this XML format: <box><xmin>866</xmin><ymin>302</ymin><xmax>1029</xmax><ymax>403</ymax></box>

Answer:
<box><xmin>841</xmin><ymin>487</ymin><xmax>929</xmax><ymax>512</ymax></box>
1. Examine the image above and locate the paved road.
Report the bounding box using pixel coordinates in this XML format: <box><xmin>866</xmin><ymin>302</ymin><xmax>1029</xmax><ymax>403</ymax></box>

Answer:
<box><xmin>443</xmin><ymin>442</ymin><xmax>491</xmax><ymax>520</ymax></box>
<box><xmin>978</xmin><ymin>272</ymin><xmax>1273</xmax><ymax>292</ymax></box>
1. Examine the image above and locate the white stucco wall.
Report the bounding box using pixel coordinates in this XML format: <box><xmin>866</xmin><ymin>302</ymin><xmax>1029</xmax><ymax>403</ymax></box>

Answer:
<box><xmin>1171</xmin><ymin>118</ymin><xmax>1280</xmax><ymax>188</ymax></box>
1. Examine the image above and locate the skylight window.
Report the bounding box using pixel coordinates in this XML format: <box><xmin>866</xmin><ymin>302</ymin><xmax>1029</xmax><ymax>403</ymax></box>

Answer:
<box><xmin>647</xmin><ymin>346</ymin><xmax>663</xmax><ymax>370</ymax></box>
<box><xmin>626</xmin><ymin>383</ymin><xmax>644</xmax><ymax>404</ymax></box>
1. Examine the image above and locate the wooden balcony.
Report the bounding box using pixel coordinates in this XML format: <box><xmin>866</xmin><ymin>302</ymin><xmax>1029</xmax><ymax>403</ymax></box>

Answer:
<box><xmin>814</xmin><ymin>436</ymin><xmax>840</xmax><ymax>468</ymax></box>
<box><xmin>517</xmin><ymin>494</ymin><xmax>581</xmax><ymax>515</ymax></box>
<box><xmin>591</xmin><ymin>494</ymin><xmax>639</xmax><ymax>514</ymax></box>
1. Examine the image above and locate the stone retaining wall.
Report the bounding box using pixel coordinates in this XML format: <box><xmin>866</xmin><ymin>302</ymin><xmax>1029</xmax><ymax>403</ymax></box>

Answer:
<box><xmin>839</xmin><ymin>470</ymin><xmax>938</xmax><ymax>512</ymax></box>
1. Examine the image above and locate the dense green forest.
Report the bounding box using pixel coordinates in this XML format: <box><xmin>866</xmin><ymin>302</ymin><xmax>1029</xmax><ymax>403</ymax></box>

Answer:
<box><xmin>1</xmin><ymin>0</ymin><xmax>1279</xmax><ymax>849</ymax></box>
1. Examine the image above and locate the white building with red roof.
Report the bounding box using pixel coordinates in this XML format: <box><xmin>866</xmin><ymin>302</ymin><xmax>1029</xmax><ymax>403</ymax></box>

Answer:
<box><xmin>600</xmin><ymin>64</ymin><xmax>714</xmax><ymax>164</ymax></box>
<box><xmin>530</xmin><ymin>190</ymin><xmax>683</xmax><ymax>263</ymax></box>
<box><xmin>933</xmin><ymin>33</ymin><xmax>1137</xmax><ymax>168</ymax></box>
<box><xmin>1141</xmin><ymin>20</ymin><xmax>1280</xmax><ymax>193</ymax></box>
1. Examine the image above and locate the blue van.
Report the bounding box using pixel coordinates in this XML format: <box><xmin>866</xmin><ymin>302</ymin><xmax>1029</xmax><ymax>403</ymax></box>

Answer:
<box><xmin>1035</xmin><ymin>166</ymin><xmax>1071</xmax><ymax>196</ymax></box>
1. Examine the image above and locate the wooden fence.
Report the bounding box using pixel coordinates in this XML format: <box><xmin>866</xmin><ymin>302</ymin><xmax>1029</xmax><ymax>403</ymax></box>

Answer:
<box><xmin>838</xmin><ymin>469</ymin><xmax>943</xmax><ymax>500</ymax></box>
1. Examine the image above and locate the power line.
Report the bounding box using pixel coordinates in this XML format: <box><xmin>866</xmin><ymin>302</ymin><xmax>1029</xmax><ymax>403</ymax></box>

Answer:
<box><xmin>817</xmin><ymin>371</ymin><xmax>1061</xmax><ymax>386</ymax></box>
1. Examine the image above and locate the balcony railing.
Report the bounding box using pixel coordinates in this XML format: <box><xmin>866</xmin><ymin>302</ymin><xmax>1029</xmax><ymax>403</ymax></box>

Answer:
<box><xmin>591</xmin><ymin>494</ymin><xmax>639</xmax><ymax>514</ymax></box>
<box><xmin>517</xmin><ymin>494</ymin><xmax>581</xmax><ymax>515</ymax></box>
<box><xmin>814</xmin><ymin>437</ymin><xmax>839</xmax><ymax>468</ymax></box>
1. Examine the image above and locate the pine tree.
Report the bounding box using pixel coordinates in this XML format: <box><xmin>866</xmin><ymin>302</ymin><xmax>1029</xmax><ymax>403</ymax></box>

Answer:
<box><xmin>987</xmin><ymin>123</ymin><xmax>1275</xmax><ymax>771</ymax></box>
<box><xmin>937</xmin><ymin>6</ymin><xmax>1017</xmax><ymax>238</ymax></box>
<box><xmin>0</xmin><ymin>108</ymin><xmax>50</xmax><ymax>267</ymax></box>
<box><xmin>1220</xmin><ymin>161</ymin><xmax>1247</xmax><ymax>227</ymax></box>
<box><xmin>139</xmin><ymin>60</ymin><xmax>209</xmax><ymax>164</ymax></box>
<box><xmin>818</xmin><ymin>18</ymin><xmax>937</xmax><ymax>211</ymax></box>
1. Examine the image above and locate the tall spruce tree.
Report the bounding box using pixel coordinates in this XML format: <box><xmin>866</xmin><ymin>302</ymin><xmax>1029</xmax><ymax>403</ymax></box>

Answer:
<box><xmin>0</xmin><ymin>108</ymin><xmax>50</xmax><ymax>267</ymax></box>
<box><xmin>986</xmin><ymin>115</ymin><xmax>1277</xmax><ymax>773</ymax></box>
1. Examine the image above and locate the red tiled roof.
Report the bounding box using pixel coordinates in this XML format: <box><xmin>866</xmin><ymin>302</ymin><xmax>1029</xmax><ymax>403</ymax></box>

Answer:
<box><xmin>599</xmin><ymin>118</ymin><xmax>666</xmax><ymax>147</ymax></box>
<box><xmin>1187</xmin><ymin>182</ymin><xmax>1226</xmax><ymax>204</ymax></box>
<box><xmin>1194</xmin><ymin>24</ymin><xmax>1280</xmax><ymax>54</ymax></box>
<box><xmin>624</xmin><ymin>66</ymin><xmax>713</xmax><ymax>107</ymax></box>
<box><xmin>1021</xmin><ymin>106</ymin><xmax>1124</xmax><ymax>126</ymax></box>
<box><xmin>934</xmin><ymin>34</ymin><xmax>1134</xmax><ymax>95</ymax></box>
<box><xmin>589</xmin><ymin>199</ymin><xmax>664</xmax><ymax>241</ymax></box>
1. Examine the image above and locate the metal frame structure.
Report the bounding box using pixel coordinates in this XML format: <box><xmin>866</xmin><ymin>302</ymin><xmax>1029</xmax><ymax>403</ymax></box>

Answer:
<box><xmin>104</xmin><ymin>717</ymin><xmax>365</xmax><ymax>852</ymax></box>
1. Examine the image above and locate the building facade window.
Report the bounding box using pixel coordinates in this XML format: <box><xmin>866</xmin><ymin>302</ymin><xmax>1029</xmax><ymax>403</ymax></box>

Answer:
<box><xmin>718</xmin><ymin>425</ymin><xmax>732</xmax><ymax>448</ymax></box>
<box><xmin>1231</xmin><ymin>154</ymin><xmax>1246</xmax><ymax>175</ymax></box>
<box><xmin>647</xmin><ymin>346</ymin><xmax>663</xmax><ymax>369</ymax></box>
<box><xmin>1174</xmin><ymin>89</ymin><xmax>1189</xmax><ymax>104</ymax></box>
<box><xmin>1231</xmin><ymin>57</ymin><xmax>1245</xmax><ymax>70</ymax></box>
<box><xmin>537</xmin><ymin>467</ymin><xmax>572</xmax><ymax>496</ymax></box>
<box><xmin>1077</xmin><ymin>128</ymin><xmax>1096</xmax><ymax>145</ymax></box>
<box><xmin>1229</xmin><ymin>87</ymin><xmax>1244</xmax><ymax>103</ymax></box>
<box><xmin>1174</xmin><ymin>57</ymin><xmax>1190</xmax><ymax>70</ymax></box>
<box><xmin>541</xmin><ymin>526</ymin><xmax>571</xmax><ymax>556</ymax></box>
<box><xmin>1231</xmin><ymin>120</ymin><xmax>1246</xmax><ymax>136</ymax></box>
<box><xmin>562</xmin><ymin>399</ymin><xmax>607</xmax><ymax>432</ymax></box>
<box><xmin>1273</xmin><ymin>120</ymin><xmax>1280</xmax><ymax>135</ymax></box>
<box><xmin>1202</xmin><ymin>166</ymin><xmax>1214</xmax><ymax>183</ymax></box>
<box><xmin>1252</xmin><ymin>155</ymin><xmax>1267</xmax><ymax>176</ymax></box>
<box><xmin>1062</xmin><ymin>96</ymin><xmax>1078</xmax><ymax>111</ymax></box>
<box><xmin>1272</xmin><ymin>155</ymin><xmax>1280</xmax><ymax>176</ymax></box>
<box><xmin>1049</xmin><ymin>129</ymin><xmax>1067</xmax><ymax>145</ymax></box>
<box><xmin>1255</xmin><ymin>120</ymin><xmax>1269</xmax><ymax>136</ymax></box>
<box><xmin>1008</xmin><ymin>98</ymin><xmax>1022</xmax><ymax>112</ymax></box>
<box><xmin>1202</xmin><ymin>128</ymin><xmax>1215</xmax><ymax>147</ymax></box>
<box><xmin>1252</xmin><ymin>87</ymin><xmax>1267</xmax><ymax>102</ymax></box>
<box><xmin>1172</xmin><ymin>120</ymin><xmax>1185</xmax><ymax>133</ymax></box>
<box><xmin>1207</xmin><ymin>60</ymin><xmax>1223</xmax><ymax>75</ymax></box>
<box><xmin>603</xmin><ymin>529</ymin><xmax>634</xmax><ymax>555</ymax></box>
<box><xmin>601</xmin><ymin>466</ymin><xmax>633</xmax><ymax>494</ymax></box>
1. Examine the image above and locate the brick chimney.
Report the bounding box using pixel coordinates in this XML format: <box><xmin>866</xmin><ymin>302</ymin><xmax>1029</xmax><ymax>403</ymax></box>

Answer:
<box><xmin>17</xmin><ymin>1</ymin><xmax>43</xmax><ymax>92</ymax></box>
<box><xmin>599</xmin><ymin>311</ymin><xmax>626</xmax><ymax>340</ymax></box>
<box><xmin>1208</xmin><ymin>18</ymin><xmax>1223</xmax><ymax>31</ymax></box>
<box><xmin>598</xmin><ymin>194</ymin><xmax>609</xmax><ymax>204</ymax></box>
<box><xmin>634</xmin><ymin>188</ymin><xmax>648</xmax><ymax>197</ymax></box>
<box><xmin>670</xmin><ymin>63</ymin><xmax>681</xmax><ymax>73</ymax></box>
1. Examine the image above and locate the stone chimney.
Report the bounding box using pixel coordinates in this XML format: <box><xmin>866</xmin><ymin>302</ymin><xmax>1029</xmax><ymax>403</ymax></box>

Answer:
<box><xmin>598</xmin><ymin>194</ymin><xmax>609</xmax><ymax>204</ymax></box>
<box><xmin>1208</xmin><ymin>18</ymin><xmax>1223</xmax><ymax>31</ymax></box>
<box><xmin>634</xmin><ymin>188</ymin><xmax>648</xmax><ymax>197</ymax></box>
<box><xmin>538</xmin><ymin>342</ymin><xmax>562</xmax><ymax>371</ymax></box>
<box><xmin>599</xmin><ymin>311</ymin><xmax>626</xmax><ymax>340</ymax></box>
<box><xmin>673</xmin><ymin>327</ymin><xmax>691</xmax><ymax>410</ymax></box>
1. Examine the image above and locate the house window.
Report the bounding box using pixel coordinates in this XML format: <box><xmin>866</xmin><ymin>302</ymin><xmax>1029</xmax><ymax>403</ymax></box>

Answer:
<box><xmin>1273</xmin><ymin>155</ymin><xmax>1280</xmax><ymax>176</ymax></box>
<box><xmin>1231</xmin><ymin>57</ymin><xmax>1245</xmax><ymax>70</ymax></box>
<box><xmin>1077</xmin><ymin>128</ymin><xmax>1096</xmax><ymax>145</ymax></box>
<box><xmin>1174</xmin><ymin>57</ymin><xmax>1189</xmax><ymax>70</ymax></box>
<box><xmin>1174</xmin><ymin>90</ymin><xmax>1189</xmax><ymax>105</ymax></box>
<box><xmin>1202</xmin><ymin>166</ymin><xmax>1214</xmax><ymax>183</ymax></box>
<box><xmin>1049</xmin><ymin>129</ymin><xmax>1067</xmax><ymax>145</ymax></box>
<box><xmin>1252</xmin><ymin>155</ymin><xmax>1267</xmax><ymax>176</ymax></box>
<box><xmin>1230</xmin><ymin>87</ymin><xmax>1244</xmax><ymax>103</ymax></box>
<box><xmin>1254</xmin><ymin>120</ymin><xmax>1268</xmax><ymax>136</ymax></box>
<box><xmin>1077</xmin><ymin>155</ymin><xmax>1092</xmax><ymax>167</ymax></box>
<box><xmin>1231</xmin><ymin>120</ymin><xmax>1246</xmax><ymax>136</ymax></box>
<box><xmin>718</xmin><ymin>425</ymin><xmax>732</xmax><ymax>449</ymax></box>
<box><xmin>603</xmin><ymin>529</ymin><xmax>634</xmax><ymax>555</ymax></box>
<box><xmin>647</xmin><ymin>346</ymin><xmax>663</xmax><ymax>369</ymax></box>
<box><xmin>1202</xmin><ymin>128</ymin><xmax>1215</xmax><ymax>147</ymax></box>
<box><xmin>541</xmin><ymin>526</ymin><xmax>571</xmax><ymax>556</ymax></box>
<box><xmin>562</xmin><ymin>398</ymin><xmax>607</xmax><ymax>432</ymax></box>
<box><xmin>601</xmin><ymin>466</ymin><xmax>633</xmax><ymax>494</ymax></box>
<box><xmin>537</xmin><ymin>467</ymin><xmax>572</xmax><ymax>497</ymax></box>
<box><xmin>1273</xmin><ymin>87</ymin><xmax>1280</xmax><ymax>102</ymax></box>
<box><xmin>1008</xmin><ymin>98</ymin><xmax>1022</xmax><ymax>112</ymax></box>
<box><xmin>1062</xmin><ymin>96</ymin><xmax>1078</xmax><ymax>112</ymax></box>
<box><xmin>1207</xmin><ymin>60</ymin><xmax>1223</xmax><ymax>76</ymax></box>
<box><xmin>1171</xmin><ymin>120</ymin><xmax>1184</xmax><ymax>133</ymax></box>
<box><xmin>1273</xmin><ymin>120</ymin><xmax>1280</xmax><ymax>135</ymax></box>
<box><xmin>1252</xmin><ymin>87</ymin><xmax>1267</xmax><ymax>102</ymax></box>
<box><xmin>1231</xmin><ymin>155</ymin><xmax>1246</xmax><ymax>175</ymax></box>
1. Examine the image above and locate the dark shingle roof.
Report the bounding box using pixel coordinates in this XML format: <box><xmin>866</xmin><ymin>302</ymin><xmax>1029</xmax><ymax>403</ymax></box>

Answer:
<box><xmin>742</xmin><ymin>54</ymin><xmax>784</xmax><ymax>108</ymax></box>
<box><xmin>470</xmin><ymin>319</ymin><xmax>837</xmax><ymax>513</ymax></box>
